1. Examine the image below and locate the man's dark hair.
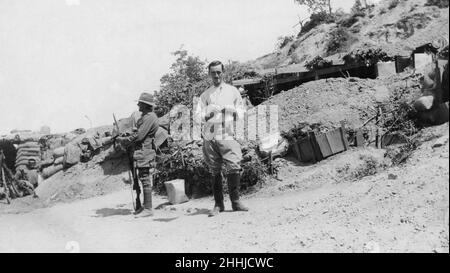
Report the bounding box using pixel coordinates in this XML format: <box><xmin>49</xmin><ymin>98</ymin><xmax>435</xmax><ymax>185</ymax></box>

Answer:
<box><xmin>208</xmin><ymin>60</ymin><xmax>224</xmax><ymax>72</ymax></box>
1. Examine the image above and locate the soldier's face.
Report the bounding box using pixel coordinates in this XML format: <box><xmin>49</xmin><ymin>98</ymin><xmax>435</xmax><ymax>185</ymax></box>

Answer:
<box><xmin>209</xmin><ymin>65</ymin><xmax>223</xmax><ymax>86</ymax></box>
<box><xmin>138</xmin><ymin>102</ymin><xmax>145</xmax><ymax>112</ymax></box>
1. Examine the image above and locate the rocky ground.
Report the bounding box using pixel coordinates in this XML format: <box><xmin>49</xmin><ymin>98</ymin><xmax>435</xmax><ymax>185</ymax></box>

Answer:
<box><xmin>0</xmin><ymin>123</ymin><xmax>447</xmax><ymax>253</ymax></box>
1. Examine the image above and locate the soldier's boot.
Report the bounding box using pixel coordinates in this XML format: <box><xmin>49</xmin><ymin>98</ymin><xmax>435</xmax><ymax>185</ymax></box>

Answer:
<box><xmin>135</xmin><ymin>181</ymin><xmax>154</xmax><ymax>218</ymax></box>
<box><xmin>227</xmin><ymin>173</ymin><xmax>249</xmax><ymax>212</ymax></box>
<box><xmin>209</xmin><ymin>173</ymin><xmax>225</xmax><ymax>217</ymax></box>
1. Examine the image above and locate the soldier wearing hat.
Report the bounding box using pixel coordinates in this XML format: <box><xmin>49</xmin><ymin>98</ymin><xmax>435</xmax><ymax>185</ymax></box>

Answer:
<box><xmin>117</xmin><ymin>92</ymin><xmax>159</xmax><ymax>217</ymax></box>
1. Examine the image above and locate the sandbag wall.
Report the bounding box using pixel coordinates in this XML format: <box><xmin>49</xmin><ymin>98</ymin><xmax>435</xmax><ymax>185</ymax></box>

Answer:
<box><xmin>40</xmin><ymin>135</ymin><xmax>113</xmax><ymax>180</ymax></box>
<box><xmin>15</xmin><ymin>142</ymin><xmax>42</xmax><ymax>170</ymax></box>
<box><xmin>41</xmin><ymin>146</ymin><xmax>65</xmax><ymax>179</ymax></box>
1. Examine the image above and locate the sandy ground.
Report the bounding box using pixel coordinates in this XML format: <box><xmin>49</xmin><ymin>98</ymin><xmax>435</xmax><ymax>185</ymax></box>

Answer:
<box><xmin>0</xmin><ymin>124</ymin><xmax>448</xmax><ymax>253</ymax></box>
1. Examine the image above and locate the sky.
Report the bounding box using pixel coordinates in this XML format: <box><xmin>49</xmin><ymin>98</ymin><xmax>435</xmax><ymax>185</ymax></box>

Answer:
<box><xmin>0</xmin><ymin>0</ymin><xmax>371</xmax><ymax>135</ymax></box>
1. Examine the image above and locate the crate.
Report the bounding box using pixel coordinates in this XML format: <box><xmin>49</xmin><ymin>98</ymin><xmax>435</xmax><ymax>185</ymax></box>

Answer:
<box><xmin>293</xmin><ymin>125</ymin><xmax>349</xmax><ymax>162</ymax></box>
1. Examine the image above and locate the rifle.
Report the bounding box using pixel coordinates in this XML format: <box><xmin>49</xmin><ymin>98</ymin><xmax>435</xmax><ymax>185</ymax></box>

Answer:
<box><xmin>112</xmin><ymin>114</ymin><xmax>142</xmax><ymax>212</ymax></box>
<box><xmin>128</xmin><ymin>147</ymin><xmax>142</xmax><ymax>213</ymax></box>
<box><xmin>0</xmin><ymin>151</ymin><xmax>11</xmax><ymax>204</ymax></box>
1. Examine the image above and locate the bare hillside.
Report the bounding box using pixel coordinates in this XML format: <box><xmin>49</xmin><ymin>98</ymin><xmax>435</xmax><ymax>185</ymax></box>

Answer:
<box><xmin>250</xmin><ymin>0</ymin><xmax>449</xmax><ymax>70</ymax></box>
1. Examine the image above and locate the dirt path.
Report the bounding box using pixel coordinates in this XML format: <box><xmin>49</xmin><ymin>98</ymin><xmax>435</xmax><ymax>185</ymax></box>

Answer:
<box><xmin>0</xmin><ymin>126</ymin><xmax>448</xmax><ymax>253</ymax></box>
<box><xmin>0</xmin><ymin>169</ymin><xmax>447</xmax><ymax>252</ymax></box>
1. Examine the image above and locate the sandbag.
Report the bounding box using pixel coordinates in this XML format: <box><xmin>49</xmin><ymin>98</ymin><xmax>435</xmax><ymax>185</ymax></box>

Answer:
<box><xmin>16</xmin><ymin>150</ymin><xmax>41</xmax><ymax>158</ymax></box>
<box><xmin>39</xmin><ymin>158</ymin><xmax>55</xmax><ymax>169</ymax></box>
<box><xmin>15</xmin><ymin>158</ymin><xmax>41</xmax><ymax>168</ymax></box>
<box><xmin>17</xmin><ymin>142</ymin><xmax>40</xmax><ymax>150</ymax></box>
<box><xmin>42</xmin><ymin>164</ymin><xmax>64</xmax><ymax>179</ymax></box>
<box><xmin>164</xmin><ymin>179</ymin><xmax>189</xmax><ymax>205</ymax></box>
<box><xmin>63</xmin><ymin>144</ymin><xmax>81</xmax><ymax>166</ymax></box>
<box><xmin>53</xmin><ymin>147</ymin><xmax>65</xmax><ymax>158</ymax></box>
<box><xmin>101</xmin><ymin>136</ymin><xmax>113</xmax><ymax>146</ymax></box>
<box><xmin>54</xmin><ymin>156</ymin><xmax>64</xmax><ymax>165</ymax></box>
<box><xmin>17</xmin><ymin>147</ymin><xmax>41</xmax><ymax>153</ymax></box>
<box><xmin>15</xmin><ymin>155</ymin><xmax>41</xmax><ymax>164</ymax></box>
<box><xmin>414</xmin><ymin>95</ymin><xmax>435</xmax><ymax>112</ymax></box>
<box><xmin>81</xmin><ymin>136</ymin><xmax>102</xmax><ymax>150</ymax></box>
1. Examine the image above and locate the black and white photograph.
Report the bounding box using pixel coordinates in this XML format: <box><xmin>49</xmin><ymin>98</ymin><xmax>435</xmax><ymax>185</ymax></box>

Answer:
<box><xmin>0</xmin><ymin>0</ymin><xmax>449</xmax><ymax>257</ymax></box>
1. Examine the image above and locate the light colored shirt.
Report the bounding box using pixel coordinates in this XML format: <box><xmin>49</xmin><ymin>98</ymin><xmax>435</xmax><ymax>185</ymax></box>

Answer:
<box><xmin>194</xmin><ymin>83</ymin><xmax>245</xmax><ymax>140</ymax></box>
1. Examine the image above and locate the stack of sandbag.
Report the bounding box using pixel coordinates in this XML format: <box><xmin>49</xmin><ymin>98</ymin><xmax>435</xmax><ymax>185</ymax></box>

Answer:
<box><xmin>40</xmin><ymin>129</ymin><xmax>114</xmax><ymax>179</ymax></box>
<box><xmin>15</xmin><ymin>142</ymin><xmax>41</xmax><ymax>170</ymax></box>
<box><xmin>41</xmin><ymin>146</ymin><xmax>65</xmax><ymax>179</ymax></box>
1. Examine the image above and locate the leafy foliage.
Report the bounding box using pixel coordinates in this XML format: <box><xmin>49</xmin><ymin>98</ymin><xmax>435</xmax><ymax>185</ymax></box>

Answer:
<box><xmin>343</xmin><ymin>46</ymin><xmax>394</xmax><ymax>66</ymax></box>
<box><xmin>223</xmin><ymin>61</ymin><xmax>260</xmax><ymax>83</ymax></box>
<box><xmin>325</xmin><ymin>26</ymin><xmax>350</xmax><ymax>54</ymax></box>
<box><xmin>338</xmin><ymin>0</ymin><xmax>366</xmax><ymax>28</ymax></box>
<box><xmin>379</xmin><ymin>82</ymin><xmax>423</xmax><ymax>137</ymax></box>
<box><xmin>294</xmin><ymin>0</ymin><xmax>332</xmax><ymax>14</ymax></box>
<box><xmin>305</xmin><ymin>56</ymin><xmax>333</xmax><ymax>70</ymax></box>
<box><xmin>154</xmin><ymin>49</ymin><xmax>259</xmax><ymax>117</ymax></box>
<box><xmin>388</xmin><ymin>0</ymin><xmax>400</xmax><ymax>10</ymax></box>
<box><xmin>424</xmin><ymin>0</ymin><xmax>449</xmax><ymax>8</ymax></box>
<box><xmin>154</xmin><ymin>49</ymin><xmax>209</xmax><ymax>117</ymax></box>
<box><xmin>298</xmin><ymin>11</ymin><xmax>336</xmax><ymax>37</ymax></box>
<box><xmin>276</xmin><ymin>35</ymin><xmax>294</xmax><ymax>49</ymax></box>
<box><xmin>153</xmin><ymin>141</ymin><xmax>270</xmax><ymax>196</ymax></box>
<box><xmin>280</xmin><ymin>122</ymin><xmax>329</xmax><ymax>143</ymax></box>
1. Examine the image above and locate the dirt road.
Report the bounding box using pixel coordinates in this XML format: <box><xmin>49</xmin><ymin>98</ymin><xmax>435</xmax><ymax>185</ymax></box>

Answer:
<box><xmin>0</xmin><ymin>125</ymin><xmax>448</xmax><ymax>253</ymax></box>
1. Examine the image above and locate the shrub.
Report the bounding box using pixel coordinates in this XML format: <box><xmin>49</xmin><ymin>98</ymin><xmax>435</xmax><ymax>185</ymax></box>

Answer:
<box><xmin>388</xmin><ymin>0</ymin><xmax>400</xmax><ymax>9</ymax></box>
<box><xmin>351</xmin><ymin>154</ymin><xmax>381</xmax><ymax>179</ymax></box>
<box><xmin>425</xmin><ymin>0</ymin><xmax>450</xmax><ymax>8</ymax></box>
<box><xmin>339</xmin><ymin>14</ymin><xmax>362</xmax><ymax>28</ymax></box>
<box><xmin>343</xmin><ymin>46</ymin><xmax>394</xmax><ymax>66</ymax></box>
<box><xmin>276</xmin><ymin>35</ymin><xmax>294</xmax><ymax>49</ymax></box>
<box><xmin>223</xmin><ymin>61</ymin><xmax>260</xmax><ymax>82</ymax></box>
<box><xmin>154</xmin><ymin>49</ymin><xmax>209</xmax><ymax>117</ymax></box>
<box><xmin>154</xmin><ymin>50</ymin><xmax>259</xmax><ymax>117</ymax></box>
<box><xmin>385</xmin><ymin>139</ymin><xmax>420</xmax><ymax>165</ymax></box>
<box><xmin>298</xmin><ymin>11</ymin><xmax>336</xmax><ymax>37</ymax></box>
<box><xmin>305</xmin><ymin>56</ymin><xmax>333</xmax><ymax>70</ymax></box>
<box><xmin>153</xmin><ymin>141</ymin><xmax>270</xmax><ymax>196</ymax></box>
<box><xmin>325</xmin><ymin>27</ymin><xmax>350</xmax><ymax>54</ymax></box>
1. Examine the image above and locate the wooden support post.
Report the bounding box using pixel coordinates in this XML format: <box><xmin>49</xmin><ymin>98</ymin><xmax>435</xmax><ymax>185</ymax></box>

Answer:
<box><xmin>375</xmin><ymin>107</ymin><xmax>382</xmax><ymax>149</ymax></box>
<box><xmin>340</xmin><ymin>121</ymin><xmax>350</xmax><ymax>150</ymax></box>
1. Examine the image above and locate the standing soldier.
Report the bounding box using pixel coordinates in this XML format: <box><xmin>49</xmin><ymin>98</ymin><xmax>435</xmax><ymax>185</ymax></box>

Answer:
<box><xmin>195</xmin><ymin>60</ymin><xmax>249</xmax><ymax>217</ymax></box>
<box><xmin>117</xmin><ymin>92</ymin><xmax>159</xmax><ymax>218</ymax></box>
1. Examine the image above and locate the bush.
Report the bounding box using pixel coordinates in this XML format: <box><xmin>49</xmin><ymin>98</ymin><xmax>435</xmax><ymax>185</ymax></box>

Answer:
<box><xmin>276</xmin><ymin>35</ymin><xmax>294</xmax><ymax>49</ymax></box>
<box><xmin>351</xmin><ymin>154</ymin><xmax>381</xmax><ymax>179</ymax></box>
<box><xmin>154</xmin><ymin>141</ymin><xmax>270</xmax><ymax>196</ymax></box>
<box><xmin>223</xmin><ymin>61</ymin><xmax>260</xmax><ymax>82</ymax></box>
<box><xmin>343</xmin><ymin>46</ymin><xmax>394</xmax><ymax>66</ymax></box>
<box><xmin>305</xmin><ymin>56</ymin><xmax>333</xmax><ymax>70</ymax></box>
<box><xmin>154</xmin><ymin>49</ymin><xmax>209</xmax><ymax>117</ymax></box>
<box><xmin>325</xmin><ymin>27</ymin><xmax>350</xmax><ymax>54</ymax></box>
<box><xmin>339</xmin><ymin>14</ymin><xmax>361</xmax><ymax>28</ymax></box>
<box><xmin>154</xmin><ymin>50</ymin><xmax>259</xmax><ymax>117</ymax></box>
<box><xmin>425</xmin><ymin>0</ymin><xmax>450</xmax><ymax>8</ymax></box>
<box><xmin>298</xmin><ymin>11</ymin><xmax>336</xmax><ymax>37</ymax></box>
<box><xmin>379</xmin><ymin>82</ymin><xmax>423</xmax><ymax>137</ymax></box>
<box><xmin>385</xmin><ymin>140</ymin><xmax>420</xmax><ymax>165</ymax></box>
<box><xmin>388</xmin><ymin>0</ymin><xmax>400</xmax><ymax>9</ymax></box>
